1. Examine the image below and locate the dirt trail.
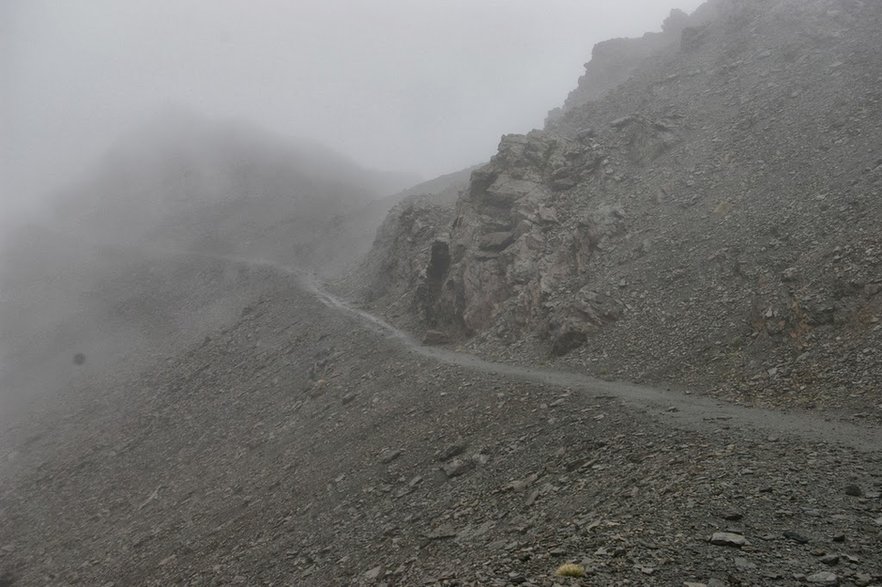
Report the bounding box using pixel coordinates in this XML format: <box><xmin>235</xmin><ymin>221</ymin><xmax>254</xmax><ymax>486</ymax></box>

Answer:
<box><xmin>25</xmin><ymin>231</ymin><xmax>882</xmax><ymax>453</ymax></box>
<box><xmin>221</xmin><ymin>254</ymin><xmax>882</xmax><ymax>454</ymax></box>
<box><xmin>20</xmin><ymin>227</ymin><xmax>882</xmax><ymax>452</ymax></box>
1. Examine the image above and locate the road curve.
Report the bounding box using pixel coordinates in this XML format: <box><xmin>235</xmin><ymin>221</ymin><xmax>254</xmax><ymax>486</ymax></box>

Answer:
<box><xmin>247</xmin><ymin>257</ymin><xmax>881</xmax><ymax>455</ymax></box>
<box><xmin>34</xmin><ymin>232</ymin><xmax>882</xmax><ymax>454</ymax></box>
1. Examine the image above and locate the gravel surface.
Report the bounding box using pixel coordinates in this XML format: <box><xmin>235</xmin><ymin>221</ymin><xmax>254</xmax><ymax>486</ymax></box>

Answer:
<box><xmin>347</xmin><ymin>0</ymin><xmax>882</xmax><ymax>420</ymax></box>
<box><xmin>2</xmin><ymin>258</ymin><xmax>880</xmax><ymax>586</ymax></box>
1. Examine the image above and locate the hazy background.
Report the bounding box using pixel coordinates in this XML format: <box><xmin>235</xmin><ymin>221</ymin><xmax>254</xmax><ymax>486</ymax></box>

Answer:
<box><xmin>2</xmin><ymin>0</ymin><xmax>703</xmax><ymax>221</ymax></box>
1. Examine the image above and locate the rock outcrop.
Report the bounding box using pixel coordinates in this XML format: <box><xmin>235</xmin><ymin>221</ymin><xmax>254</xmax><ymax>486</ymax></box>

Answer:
<box><xmin>358</xmin><ymin>0</ymin><xmax>882</xmax><ymax>410</ymax></box>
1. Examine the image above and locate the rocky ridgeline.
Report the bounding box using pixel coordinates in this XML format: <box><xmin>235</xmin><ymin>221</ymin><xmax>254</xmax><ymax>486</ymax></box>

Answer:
<box><xmin>548</xmin><ymin>8</ymin><xmax>691</xmax><ymax>119</ymax></box>
<box><xmin>355</xmin><ymin>0</ymin><xmax>882</xmax><ymax>412</ymax></box>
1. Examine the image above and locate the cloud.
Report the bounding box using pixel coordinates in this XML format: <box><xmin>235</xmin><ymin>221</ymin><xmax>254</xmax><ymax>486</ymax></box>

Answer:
<box><xmin>2</xmin><ymin>0</ymin><xmax>704</xmax><ymax>215</ymax></box>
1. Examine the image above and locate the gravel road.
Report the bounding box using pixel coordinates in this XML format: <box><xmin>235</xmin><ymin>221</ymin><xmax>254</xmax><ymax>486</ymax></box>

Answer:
<box><xmin>1</xmin><ymin>253</ymin><xmax>879</xmax><ymax>586</ymax></box>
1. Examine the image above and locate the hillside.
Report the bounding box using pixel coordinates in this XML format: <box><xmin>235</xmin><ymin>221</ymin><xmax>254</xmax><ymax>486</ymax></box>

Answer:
<box><xmin>2</xmin><ymin>257</ymin><xmax>880</xmax><ymax>586</ymax></box>
<box><xmin>0</xmin><ymin>113</ymin><xmax>408</xmax><ymax>412</ymax></box>
<box><xmin>352</xmin><ymin>0</ymin><xmax>882</xmax><ymax>415</ymax></box>
<box><xmin>2</xmin><ymin>1</ymin><xmax>882</xmax><ymax>585</ymax></box>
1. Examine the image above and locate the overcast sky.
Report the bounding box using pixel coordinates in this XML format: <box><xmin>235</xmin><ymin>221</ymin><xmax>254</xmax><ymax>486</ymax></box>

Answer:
<box><xmin>2</xmin><ymin>0</ymin><xmax>703</xmax><ymax>214</ymax></box>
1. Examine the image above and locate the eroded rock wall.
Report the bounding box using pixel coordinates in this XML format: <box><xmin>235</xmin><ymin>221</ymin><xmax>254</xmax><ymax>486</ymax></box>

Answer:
<box><xmin>361</xmin><ymin>0</ymin><xmax>882</xmax><ymax>406</ymax></box>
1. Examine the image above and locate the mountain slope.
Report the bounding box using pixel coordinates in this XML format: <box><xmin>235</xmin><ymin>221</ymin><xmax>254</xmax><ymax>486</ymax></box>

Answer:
<box><xmin>2</xmin><ymin>257</ymin><xmax>880</xmax><ymax>586</ymax></box>
<box><xmin>0</xmin><ymin>113</ymin><xmax>405</xmax><ymax>411</ymax></box>
<box><xmin>354</xmin><ymin>0</ymin><xmax>882</xmax><ymax>412</ymax></box>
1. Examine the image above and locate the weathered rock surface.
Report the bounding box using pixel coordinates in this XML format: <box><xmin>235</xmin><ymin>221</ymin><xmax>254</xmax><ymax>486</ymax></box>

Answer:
<box><xmin>355</xmin><ymin>0</ymin><xmax>882</xmax><ymax>416</ymax></box>
<box><xmin>2</xmin><ymin>262</ymin><xmax>881</xmax><ymax>586</ymax></box>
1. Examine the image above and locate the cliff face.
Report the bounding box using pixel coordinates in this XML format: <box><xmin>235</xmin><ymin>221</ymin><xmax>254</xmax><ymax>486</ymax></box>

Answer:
<box><xmin>360</xmin><ymin>0</ymin><xmax>882</xmax><ymax>409</ymax></box>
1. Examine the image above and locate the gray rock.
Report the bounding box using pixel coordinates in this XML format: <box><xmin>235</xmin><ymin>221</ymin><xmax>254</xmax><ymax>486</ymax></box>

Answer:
<box><xmin>819</xmin><ymin>554</ymin><xmax>839</xmax><ymax>565</ymax></box>
<box><xmin>364</xmin><ymin>566</ymin><xmax>383</xmax><ymax>581</ymax></box>
<box><xmin>379</xmin><ymin>448</ymin><xmax>401</xmax><ymax>464</ymax></box>
<box><xmin>783</xmin><ymin>530</ymin><xmax>810</xmax><ymax>544</ymax></box>
<box><xmin>436</xmin><ymin>443</ymin><xmax>467</xmax><ymax>461</ymax></box>
<box><xmin>478</xmin><ymin>231</ymin><xmax>515</xmax><ymax>252</ymax></box>
<box><xmin>710</xmin><ymin>532</ymin><xmax>748</xmax><ymax>547</ymax></box>
<box><xmin>843</xmin><ymin>484</ymin><xmax>863</xmax><ymax>497</ymax></box>
<box><xmin>610</xmin><ymin>116</ymin><xmax>635</xmax><ymax>129</ymax></box>
<box><xmin>422</xmin><ymin>330</ymin><xmax>450</xmax><ymax>345</ymax></box>
<box><xmin>441</xmin><ymin>458</ymin><xmax>474</xmax><ymax>478</ymax></box>
<box><xmin>805</xmin><ymin>571</ymin><xmax>838</xmax><ymax>585</ymax></box>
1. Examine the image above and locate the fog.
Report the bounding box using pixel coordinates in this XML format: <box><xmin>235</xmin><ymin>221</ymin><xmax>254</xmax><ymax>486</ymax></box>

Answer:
<box><xmin>3</xmin><ymin>0</ymin><xmax>703</xmax><ymax>220</ymax></box>
<box><xmin>0</xmin><ymin>0</ymin><xmax>704</xmax><ymax>419</ymax></box>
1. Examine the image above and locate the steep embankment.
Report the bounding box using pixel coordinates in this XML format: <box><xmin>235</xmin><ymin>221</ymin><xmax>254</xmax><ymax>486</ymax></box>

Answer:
<box><xmin>1</xmin><ymin>253</ymin><xmax>881</xmax><ymax>586</ymax></box>
<box><xmin>357</xmin><ymin>0</ymin><xmax>882</xmax><ymax>414</ymax></box>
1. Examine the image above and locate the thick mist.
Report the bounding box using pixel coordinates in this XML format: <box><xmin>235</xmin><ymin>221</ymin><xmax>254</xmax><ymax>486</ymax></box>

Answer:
<box><xmin>3</xmin><ymin>0</ymin><xmax>703</xmax><ymax>219</ymax></box>
<box><xmin>0</xmin><ymin>112</ymin><xmax>410</xmax><ymax>418</ymax></box>
<box><xmin>5</xmin><ymin>1</ymin><xmax>882</xmax><ymax>583</ymax></box>
<box><xmin>0</xmin><ymin>0</ymin><xmax>715</xmax><ymax>435</ymax></box>
<box><xmin>2</xmin><ymin>0</ymin><xmax>704</xmax><ymax>416</ymax></box>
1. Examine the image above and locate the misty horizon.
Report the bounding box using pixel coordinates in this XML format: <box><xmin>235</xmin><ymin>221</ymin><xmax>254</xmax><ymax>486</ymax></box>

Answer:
<box><xmin>2</xmin><ymin>0</ymin><xmax>703</xmax><ymax>219</ymax></box>
<box><xmin>2</xmin><ymin>1</ymin><xmax>881</xmax><ymax>584</ymax></box>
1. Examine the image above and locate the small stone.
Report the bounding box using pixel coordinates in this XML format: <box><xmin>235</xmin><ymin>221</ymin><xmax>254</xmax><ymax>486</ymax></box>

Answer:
<box><xmin>427</xmin><ymin>524</ymin><xmax>458</xmax><ymax>540</ymax></box>
<box><xmin>364</xmin><ymin>566</ymin><xmax>383</xmax><ymax>581</ymax></box>
<box><xmin>734</xmin><ymin>557</ymin><xmax>756</xmax><ymax>571</ymax></box>
<box><xmin>843</xmin><ymin>484</ymin><xmax>863</xmax><ymax>497</ymax></box>
<box><xmin>710</xmin><ymin>532</ymin><xmax>747</xmax><ymax>547</ymax></box>
<box><xmin>379</xmin><ymin>448</ymin><xmax>401</xmax><ymax>464</ymax></box>
<box><xmin>819</xmin><ymin>554</ymin><xmax>839</xmax><ymax>565</ymax></box>
<box><xmin>436</xmin><ymin>443</ymin><xmax>467</xmax><ymax>461</ymax></box>
<box><xmin>783</xmin><ymin>530</ymin><xmax>810</xmax><ymax>544</ymax></box>
<box><xmin>782</xmin><ymin>267</ymin><xmax>799</xmax><ymax>282</ymax></box>
<box><xmin>441</xmin><ymin>458</ymin><xmax>474</xmax><ymax>478</ymax></box>
<box><xmin>721</xmin><ymin>511</ymin><xmax>743</xmax><ymax>521</ymax></box>
<box><xmin>806</xmin><ymin>571</ymin><xmax>838</xmax><ymax>585</ymax></box>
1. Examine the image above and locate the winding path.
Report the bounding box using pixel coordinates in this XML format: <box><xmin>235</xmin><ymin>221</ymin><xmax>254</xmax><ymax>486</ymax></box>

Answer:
<box><xmin>37</xmin><ymin>232</ymin><xmax>882</xmax><ymax>454</ymax></box>
<box><xmin>233</xmin><ymin>254</ymin><xmax>882</xmax><ymax>454</ymax></box>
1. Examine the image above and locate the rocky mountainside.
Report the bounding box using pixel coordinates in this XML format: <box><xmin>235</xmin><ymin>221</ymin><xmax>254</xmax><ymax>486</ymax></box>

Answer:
<box><xmin>333</xmin><ymin>167</ymin><xmax>475</xmax><ymax>316</ymax></box>
<box><xmin>353</xmin><ymin>0</ymin><xmax>882</xmax><ymax>414</ymax></box>
<box><xmin>2</xmin><ymin>258</ymin><xmax>881</xmax><ymax>586</ymax></box>
<box><xmin>547</xmin><ymin>8</ymin><xmax>691</xmax><ymax>119</ymax></box>
<box><xmin>3</xmin><ymin>2</ymin><xmax>882</xmax><ymax>585</ymax></box>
